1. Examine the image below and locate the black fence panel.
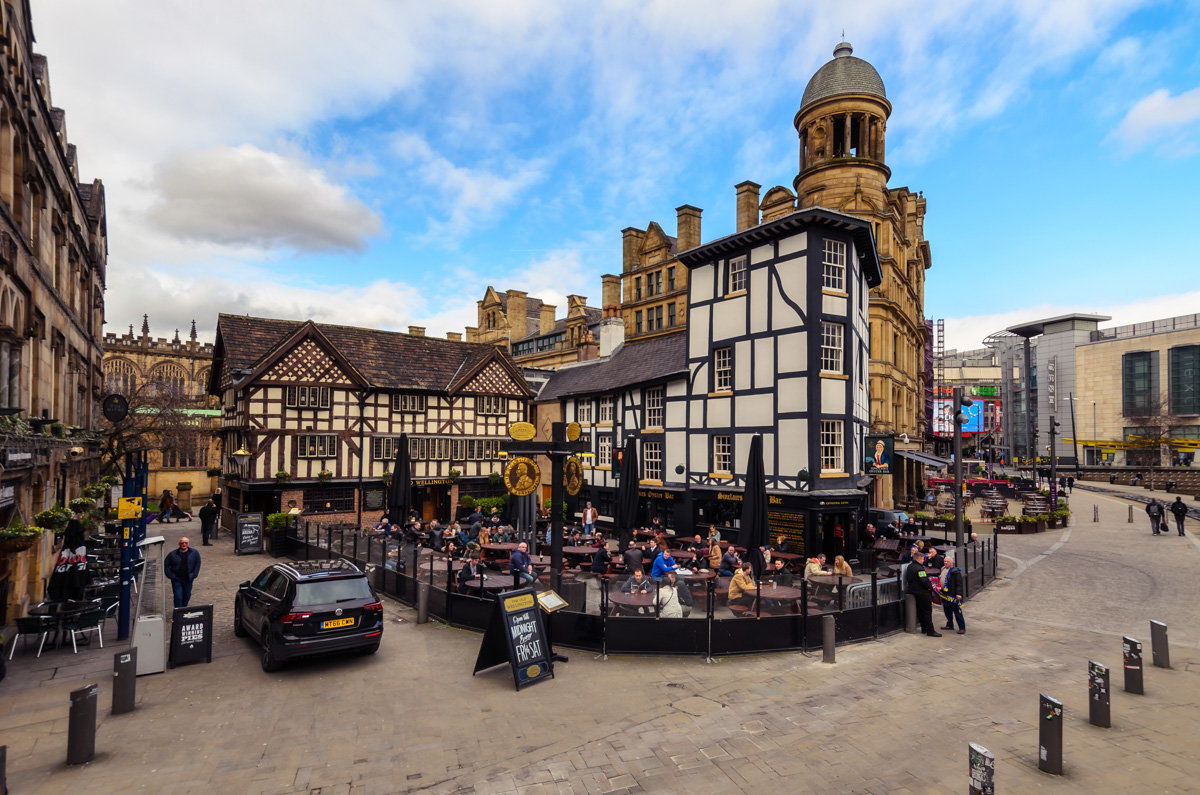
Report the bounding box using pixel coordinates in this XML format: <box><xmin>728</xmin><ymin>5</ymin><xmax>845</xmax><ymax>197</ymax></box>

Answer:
<box><xmin>547</xmin><ymin>610</ymin><xmax>604</xmax><ymax>651</ymax></box>
<box><xmin>876</xmin><ymin>601</ymin><xmax>904</xmax><ymax>635</ymax></box>
<box><xmin>444</xmin><ymin>591</ymin><xmax>494</xmax><ymax>631</ymax></box>
<box><xmin>606</xmin><ymin>616</ymin><xmax>708</xmax><ymax>655</ymax></box>
<box><xmin>711</xmin><ymin>614</ymin><xmax>805</xmax><ymax>655</ymax></box>
<box><xmin>835</xmin><ymin>606</ymin><xmax>876</xmax><ymax>643</ymax></box>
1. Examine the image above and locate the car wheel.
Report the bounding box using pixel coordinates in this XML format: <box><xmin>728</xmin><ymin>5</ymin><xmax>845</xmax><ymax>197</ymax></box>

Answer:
<box><xmin>233</xmin><ymin>601</ymin><xmax>247</xmax><ymax>637</ymax></box>
<box><xmin>359</xmin><ymin>643</ymin><xmax>380</xmax><ymax>656</ymax></box>
<box><xmin>261</xmin><ymin>629</ymin><xmax>283</xmax><ymax>672</ymax></box>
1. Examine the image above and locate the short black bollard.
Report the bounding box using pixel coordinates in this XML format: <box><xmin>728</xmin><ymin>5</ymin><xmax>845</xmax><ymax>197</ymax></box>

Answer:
<box><xmin>1093</xmin><ymin>504</ymin><xmax>1099</xmax><ymax>522</ymax></box>
<box><xmin>821</xmin><ymin>614</ymin><xmax>835</xmax><ymax>664</ymax></box>
<box><xmin>1038</xmin><ymin>693</ymin><xmax>1063</xmax><ymax>775</ymax></box>
<box><xmin>416</xmin><ymin>580</ymin><xmax>430</xmax><ymax>624</ymax></box>
<box><xmin>904</xmin><ymin>594</ymin><xmax>917</xmax><ymax>633</ymax></box>
<box><xmin>1123</xmin><ymin>636</ymin><xmax>1144</xmax><ymax>694</ymax></box>
<box><xmin>1123</xmin><ymin>638</ymin><xmax>1142</xmax><ymax>696</ymax></box>
<box><xmin>1127</xmin><ymin>505</ymin><xmax>1133</xmax><ymax>523</ymax></box>
<box><xmin>1</xmin><ymin>744</ymin><xmax>7</xmax><ymax>795</ymax></box>
<box><xmin>67</xmin><ymin>683</ymin><xmax>99</xmax><ymax>765</ymax></box>
<box><xmin>112</xmin><ymin>648</ymin><xmax>137</xmax><ymax>715</ymax></box>
<box><xmin>968</xmin><ymin>742</ymin><xmax>995</xmax><ymax>794</ymax></box>
<box><xmin>1150</xmin><ymin>620</ymin><xmax>1170</xmax><ymax>668</ymax></box>
<box><xmin>1088</xmin><ymin>660</ymin><xmax>1110</xmax><ymax>728</ymax></box>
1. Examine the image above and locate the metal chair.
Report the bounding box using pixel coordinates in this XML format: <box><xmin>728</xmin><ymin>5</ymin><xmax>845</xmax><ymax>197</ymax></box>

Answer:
<box><xmin>62</xmin><ymin>608</ymin><xmax>105</xmax><ymax>654</ymax></box>
<box><xmin>93</xmin><ymin>594</ymin><xmax>121</xmax><ymax>633</ymax></box>
<box><xmin>8</xmin><ymin>615</ymin><xmax>56</xmax><ymax>659</ymax></box>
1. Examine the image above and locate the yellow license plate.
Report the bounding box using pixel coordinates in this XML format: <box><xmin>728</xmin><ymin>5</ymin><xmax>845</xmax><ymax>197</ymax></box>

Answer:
<box><xmin>321</xmin><ymin>617</ymin><xmax>355</xmax><ymax>629</ymax></box>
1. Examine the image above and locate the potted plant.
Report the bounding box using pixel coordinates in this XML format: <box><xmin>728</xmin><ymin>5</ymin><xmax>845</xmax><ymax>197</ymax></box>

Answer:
<box><xmin>0</xmin><ymin>524</ymin><xmax>44</xmax><ymax>554</ymax></box>
<box><xmin>995</xmin><ymin>515</ymin><xmax>1019</xmax><ymax>534</ymax></box>
<box><xmin>448</xmin><ymin>467</ymin><xmax>461</xmax><ymax>483</ymax></box>
<box><xmin>318</xmin><ymin>470</ymin><xmax>333</xmax><ymax>482</ymax></box>
<box><xmin>911</xmin><ymin>511</ymin><xmax>930</xmax><ymax>529</ymax></box>
<box><xmin>51</xmin><ymin>422</ymin><xmax>66</xmax><ymax>438</ymax></box>
<box><xmin>929</xmin><ymin>513</ymin><xmax>953</xmax><ymax>533</ymax></box>
<box><xmin>487</xmin><ymin>472</ymin><xmax>503</xmax><ymax>488</ymax></box>
<box><xmin>223</xmin><ymin>471</ymin><xmax>241</xmax><ymax>484</ymax></box>
<box><xmin>275</xmin><ymin>470</ymin><xmax>292</xmax><ymax>483</ymax></box>
<box><xmin>266</xmin><ymin>512</ymin><xmax>293</xmax><ymax>557</ymax></box>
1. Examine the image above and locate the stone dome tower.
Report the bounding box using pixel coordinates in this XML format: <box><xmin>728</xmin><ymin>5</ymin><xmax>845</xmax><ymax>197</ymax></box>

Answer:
<box><xmin>793</xmin><ymin>41</ymin><xmax>891</xmax><ymax>208</ymax></box>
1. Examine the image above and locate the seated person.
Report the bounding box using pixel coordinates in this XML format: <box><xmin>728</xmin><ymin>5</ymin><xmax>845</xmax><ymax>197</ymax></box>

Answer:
<box><xmin>685</xmin><ymin>534</ymin><xmax>707</xmax><ymax>557</ymax></box>
<box><xmin>670</xmin><ymin>570</ymin><xmax>694</xmax><ymax>616</ymax></box>
<box><xmin>719</xmin><ymin>548</ymin><xmax>741</xmax><ymax>577</ymax></box>
<box><xmin>589</xmin><ymin>532</ymin><xmax>606</xmax><ymax>548</ymax></box>
<box><xmin>452</xmin><ymin>523</ymin><xmax>470</xmax><ymax>549</ymax></box>
<box><xmin>772</xmin><ymin>534</ymin><xmax>789</xmax><ymax>554</ymax></box>
<box><xmin>651</xmin><ymin>548</ymin><xmax>678</xmax><ymax>581</ymax></box>
<box><xmin>622</xmin><ymin>543</ymin><xmax>645</xmax><ymax>574</ymax></box>
<box><xmin>831</xmin><ymin>555</ymin><xmax>853</xmax><ymax>577</ymax></box>
<box><xmin>707</xmin><ymin>539</ymin><xmax>723</xmax><ymax>571</ymax></box>
<box><xmin>373</xmin><ymin>517</ymin><xmax>392</xmax><ymax>537</ymax></box>
<box><xmin>727</xmin><ymin>562</ymin><xmax>757</xmax><ymax>608</ymax></box>
<box><xmin>509</xmin><ymin>542</ymin><xmax>537</xmax><ymax>586</ymax></box>
<box><xmin>708</xmin><ymin>527</ymin><xmax>722</xmax><ymax>543</ymax></box>
<box><xmin>477</xmin><ymin>525</ymin><xmax>493</xmax><ymax>546</ymax></box>
<box><xmin>656</xmin><ymin>570</ymin><xmax>685</xmax><ymax>618</ymax></box>
<box><xmin>803</xmin><ymin>553</ymin><xmax>830</xmax><ymax>581</ymax></box>
<box><xmin>924</xmin><ymin>548</ymin><xmax>945</xmax><ymax>570</ymax></box>
<box><xmin>456</xmin><ymin>555</ymin><xmax>482</xmax><ymax>593</ymax></box>
<box><xmin>898</xmin><ymin>545</ymin><xmax>918</xmax><ymax>564</ymax></box>
<box><xmin>590</xmin><ymin>543</ymin><xmax>612</xmax><ymax>574</ymax></box>
<box><xmin>769</xmin><ymin>557</ymin><xmax>794</xmax><ymax>587</ymax></box>
<box><xmin>621</xmin><ymin>569</ymin><xmax>652</xmax><ymax>593</ymax></box>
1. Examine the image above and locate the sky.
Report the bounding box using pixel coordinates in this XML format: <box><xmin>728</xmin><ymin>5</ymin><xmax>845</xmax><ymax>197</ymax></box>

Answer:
<box><xmin>31</xmin><ymin>0</ymin><xmax>1200</xmax><ymax>352</ymax></box>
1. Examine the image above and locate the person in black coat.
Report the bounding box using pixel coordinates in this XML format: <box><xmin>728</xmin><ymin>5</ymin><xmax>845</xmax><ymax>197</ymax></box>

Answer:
<box><xmin>198</xmin><ymin>499</ymin><xmax>219</xmax><ymax>545</ymax></box>
<box><xmin>590</xmin><ymin>543</ymin><xmax>612</xmax><ymax>574</ymax></box>
<box><xmin>1170</xmin><ymin>497</ymin><xmax>1189</xmax><ymax>536</ymax></box>
<box><xmin>622</xmin><ymin>543</ymin><xmax>645</xmax><ymax>575</ymax></box>
<box><xmin>164</xmin><ymin>537</ymin><xmax>202</xmax><ymax>609</ymax></box>
<box><xmin>904</xmin><ymin>549</ymin><xmax>940</xmax><ymax>637</ymax></box>
<box><xmin>939</xmin><ymin>555</ymin><xmax>965</xmax><ymax>633</ymax></box>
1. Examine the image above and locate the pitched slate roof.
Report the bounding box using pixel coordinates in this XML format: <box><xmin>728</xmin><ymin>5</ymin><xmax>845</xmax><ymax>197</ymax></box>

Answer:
<box><xmin>536</xmin><ymin>332</ymin><xmax>688</xmax><ymax>402</ymax></box>
<box><xmin>213</xmin><ymin>314</ymin><xmax>530</xmax><ymax>394</ymax></box>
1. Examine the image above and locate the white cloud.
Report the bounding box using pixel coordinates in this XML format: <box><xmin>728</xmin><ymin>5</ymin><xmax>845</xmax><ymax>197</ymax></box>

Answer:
<box><xmin>942</xmin><ymin>291</ymin><xmax>1200</xmax><ymax>352</ymax></box>
<box><xmin>1111</xmin><ymin>86</ymin><xmax>1200</xmax><ymax>152</ymax></box>
<box><xmin>144</xmin><ymin>145</ymin><xmax>381</xmax><ymax>251</ymax></box>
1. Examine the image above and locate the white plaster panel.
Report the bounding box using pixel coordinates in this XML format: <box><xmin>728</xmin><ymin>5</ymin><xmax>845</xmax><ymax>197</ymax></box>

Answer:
<box><xmin>775</xmin><ymin>257</ymin><xmax>807</xmax><ymax>324</ymax></box>
<box><xmin>821</xmin><ymin>378</ymin><xmax>845</xmax><ymax>412</ymax></box>
<box><xmin>778</xmin><ymin>231</ymin><xmax>807</xmax><ymax>258</ymax></box>
<box><xmin>751</xmin><ymin>244</ymin><xmax>773</xmax><ymax>264</ymax></box>
<box><xmin>691</xmin><ymin>264</ymin><xmax>714</xmax><ymax>302</ymax></box>
<box><xmin>822</xmin><ymin>294</ymin><xmax>847</xmax><ymax>316</ymax></box>
<box><xmin>665</xmin><ymin>398</ymin><xmax>686</xmax><ymax>428</ymax></box>
<box><xmin>750</xmin><ymin>268</ymin><xmax>769</xmax><ymax>335</ymax></box>
<box><xmin>763</xmin><ymin>432</ymin><xmax>777</xmax><ymax>479</ymax></box>
<box><xmin>712</xmin><ymin>296</ymin><xmax>745</xmax><ymax>342</ymax></box>
<box><xmin>737</xmin><ymin>393</ymin><xmax>774</xmax><ymax>427</ymax></box>
<box><xmin>689</xmin><ymin>306</ymin><xmax>711</xmax><ymax>357</ymax></box>
<box><xmin>666</xmin><ymin>431</ymin><xmax>686</xmax><ymax>479</ymax></box>
<box><xmin>707</xmin><ymin>395</ymin><xmax>731</xmax><ymax>427</ymax></box>
<box><xmin>689</xmin><ymin>433</ymin><xmax>708</xmax><ymax>472</ymax></box>
<box><xmin>776</xmin><ymin>332</ymin><xmax>807</xmax><ymax>374</ymax></box>
<box><xmin>777</xmin><ymin>376</ymin><xmax>807</xmax><ymax>414</ymax></box>
<box><xmin>778</xmin><ymin>419</ymin><xmax>808</xmax><ymax>474</ymax></box>
<box><xmin>754</xmin><ymin>337</ymin><xmax>774</xmax><ymax>389</ymax></box>
<box><xmin>735</xmin><ymin>339</ymin><xmax>752</xmax><ymax>390</ymax></box>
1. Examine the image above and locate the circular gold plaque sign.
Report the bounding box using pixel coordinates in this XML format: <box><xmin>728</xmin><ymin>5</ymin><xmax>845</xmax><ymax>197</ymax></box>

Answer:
<box><xmin>509</xmin><ymin>421</ymin><xmax>536</xmax><ymax>442</ymax></box>
<box><xmin>564</xmin><ymin>457</ymin><xmax>583</xmax><ymax>496</ymax></box>
<box><xmin>566</xmin><ymin>422</ymin><xmax>581</xmax><ymax>442</ymax></box>
<box><xmin>503</xmin><ymin>456</ymin><xmax>540</xmax><ymax>497</ymax></box>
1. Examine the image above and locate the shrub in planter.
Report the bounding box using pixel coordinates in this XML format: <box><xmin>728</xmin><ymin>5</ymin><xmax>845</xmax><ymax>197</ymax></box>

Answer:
<box><xmin>206</xmin><ymin>467</ymin><xmax>222</xmax><ymax>477</ymax></box>
<box><xmin>448</xmin><ymin>468</ymin><xmax>461</xmax><ymax>482</ymax></box>
<box><xmin>460</xmin><ymin>495</ymin><xmax>476</xmax><ymax>509</ymax></box>
<box><xmin>266</xmin><ymin>512</ymin><xmax>291</xmax><ymax>536</ymax></box>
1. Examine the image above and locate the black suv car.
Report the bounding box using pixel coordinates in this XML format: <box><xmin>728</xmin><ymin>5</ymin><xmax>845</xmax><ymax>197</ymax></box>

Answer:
<box><xmin>234</xmin><ymin>560</ymin><xmax>384</xmax><ymax>671</ymax></box>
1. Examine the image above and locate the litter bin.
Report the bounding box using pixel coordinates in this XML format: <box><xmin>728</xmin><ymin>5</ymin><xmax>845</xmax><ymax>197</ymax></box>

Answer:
<box><xmin>560</xmin><ymin>579</ymin><xmax>587</xmax><ymax>613</ymax></box>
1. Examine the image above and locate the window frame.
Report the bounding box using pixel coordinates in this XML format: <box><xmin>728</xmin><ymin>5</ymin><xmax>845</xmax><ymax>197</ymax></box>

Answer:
<box><xmin>728</xmin><ymin>255</ymin><xmax>747</xmax><ymax>293</ymax></box>
<box><xmin>822</xmin><ymin>238</ymin><xmax>847</xmax><ymax>291</ymax></box>
<box><xmin>821</xmin><ymin>321</ymin><xmax>844</xmax><ymax>374</ymax></box>
<box><xmin>392</xmin><ymin>393</ymin><xmax>427</xmax><ymax>413</ymax></box>
<box><xmin>598</xmin><ymin>435</ymin><xmax>612</xmax><ymax>466</ymax></box>
<box><xmin>714</xmin><ymin>347</ymin><xmax>732</xmax><ymax>392</ymax></box>
<box><xmin>598</xmin><ymin>396</ymin><xmax>614</xmax><ymax>423</ymax></box>
<box><xmin>645</xmin><ymin>386</ymin><xmax>665</xmax><ymax>428</ymax></box>
<box><xmin>820</xmin><ymin>420</ymin><xmax>844</xmax><ymax>472</ymax></box>
<box><xmin>713</xmin><ymin>435</ymin><xmax>731</xmax><ymax>474</ymax></box>
<box><xmin>643</xmin><ymin>440</ymin><xmax>663</xmax><ymax>481</ymax></box>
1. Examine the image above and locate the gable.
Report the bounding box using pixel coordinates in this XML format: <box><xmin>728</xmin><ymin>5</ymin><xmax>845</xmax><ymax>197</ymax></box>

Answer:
<box><xmin>461</xmin><ymin>360</ymin><xmax>525</xmax><ymax>397</ymax></box>
<box><xmin>259</xmin><ymin>338</ymin><xmax>355</xmax><ymax>385</ymax></box>
<box><xmin>641</xmin><ymin>222</ymin><xmax>671</xmax><ymax>255</ymax></box>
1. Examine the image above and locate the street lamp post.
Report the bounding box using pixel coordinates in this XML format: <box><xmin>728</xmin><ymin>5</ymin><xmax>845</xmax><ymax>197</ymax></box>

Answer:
<box><xmin>1048</xmin><ymin>418</ymin><xmax>1060</xmax><ymax>510</ymax></box>
<box><xmin>952</xmin><ymin>387</ymin><xmax>972</xmax><ymax>567</ymax></box>
<box><xmin>232</xmin><ymin>446</ymin><xmax>251</xmax><ymax>514</ymax></box>
<box><xmin>1093</xmin><ymin>401</ymin><xmax>1097</xmax><ymax>466</ymax></box>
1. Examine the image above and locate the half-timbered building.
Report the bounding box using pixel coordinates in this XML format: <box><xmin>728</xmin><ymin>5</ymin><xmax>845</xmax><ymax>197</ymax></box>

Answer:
<box><xmin>536</xmin><ymin>207</ymin><xmax>880</xmax><ymax>560</ymax></box>
<box><xmin>209</xmin><ymin>315</ymin><xmax>532</xmax><ymax>528</ymax></box>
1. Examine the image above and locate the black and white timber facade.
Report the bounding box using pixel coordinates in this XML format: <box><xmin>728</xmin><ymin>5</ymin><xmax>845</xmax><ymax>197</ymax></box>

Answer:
<box><xmin>537</xmin><ymin>208</ymin><xmax>881</xmax><ymax>559</ymax></box>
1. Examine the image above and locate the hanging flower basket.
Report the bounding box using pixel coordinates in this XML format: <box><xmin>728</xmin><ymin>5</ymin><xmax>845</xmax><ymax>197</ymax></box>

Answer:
<box><xmin>0</xmin><ymin>527</ymin><xmax>43</xmax><ymax>554</ymax></box>
<box><xmin>318</xmin><ymin>471</ymin><xmax>333</xmax><ymax>482</ymax></box>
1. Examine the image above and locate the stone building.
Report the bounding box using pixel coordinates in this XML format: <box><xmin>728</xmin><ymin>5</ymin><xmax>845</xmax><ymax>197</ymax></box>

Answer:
<box><xmin>619</xmin><ymin>206</ymin><xmax>698</xmax><ymax>342</ymax></box>
<box><xmin>466</xmin><ymin>286</ymin><xmax>604</xmax><ymax>369</ymax></box>
<box><xmin>789</xmin><ymin>41</ymin><xmax>932</xmax><ymax>507</ymax></box>
<box><xmin>0</xmin><ymin>0</ymin><xmax>107</xmax><ymax>622</ymax></box>
<box><xmin>209</xmin><ymin>315</ymin><xmax>531</xmax><ymax>529</ymax></box>
<box><xmin>102</xmin><ymin>315</ymin><xmax>219</xmax><ymax>507</ymax></box>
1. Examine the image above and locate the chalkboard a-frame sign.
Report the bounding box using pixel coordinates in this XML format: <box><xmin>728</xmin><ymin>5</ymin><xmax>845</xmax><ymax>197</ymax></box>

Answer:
<box><xmin>235</xmin><ymin>512</ymin><xmax>264</xmax><ymax>555</ymax></box>
<box><xmin>472</xmin><ymin>587</ymin><xmax>554</xmax><ymax>690</ymax></box>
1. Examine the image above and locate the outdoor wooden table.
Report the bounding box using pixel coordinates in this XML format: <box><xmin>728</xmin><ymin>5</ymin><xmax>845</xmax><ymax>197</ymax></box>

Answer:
<box><xmin>608</xmin><ymin>590</ymin><xmax>655</xmax><ymax>613</ymax></box>
<box><xmin>754</xmin><ymin>583</ymin><xmax>807</xmax><ymax>609</ymax></box>
<box><xmin>806</xmin><ymin>574</ymin><xmax>862</xmax><ymax>590</ymax></box>
<box><xmin>460</xmin><ymin>577</ymin><xmax>511</xmax><ymax>594</ymax></box>
<box><xmin>480</xmin><ymin>543</ymin><xmax>517</xmax><ymax>563</ymax></box>
<box><xmin>678</xmin><ymin>568</ymin><xmax>716</xmax><ymax>581</ymax></box>
<box><xmin>669</xmin><ymin>550</ymin><xmax>696</xmax><ymax>563</ymax></box>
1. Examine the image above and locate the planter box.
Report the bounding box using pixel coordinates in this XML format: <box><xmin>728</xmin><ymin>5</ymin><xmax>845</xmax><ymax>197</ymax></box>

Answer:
<box><xmin>996</xmin><ymin>522</ymin><xmax>1019</xmax><ymax>534</ymax></box>
<box><xmin>1046</xmin><ymin>517</ymin><xmax>1059</xmax><ymax>529</ymax></box>
<box><xmin>929</xmin><ymin>520</ymin><xmax>951</xmax><ymax>533</ymax></box>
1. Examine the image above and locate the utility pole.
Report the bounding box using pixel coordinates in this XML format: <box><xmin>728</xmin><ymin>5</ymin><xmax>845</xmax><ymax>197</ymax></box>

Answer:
<box><xmin>1049</xmin><ymin>417</ymin><xmax>1060</xmax><ymax>511</ymax></box>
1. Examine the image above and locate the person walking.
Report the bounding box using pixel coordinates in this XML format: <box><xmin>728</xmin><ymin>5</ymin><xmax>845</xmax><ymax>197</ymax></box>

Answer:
<box><xmin>1146</xmin><ymin>499</ymin><xmax>1166</xmax><ymax>535</ymax></box>
<box><xmin>164</xmin><ymin>537</ymin><xmax>201</xmax><ymax>609</ymax></box>
<box><xmin>939</xmin><ymin>554</ymin><xmax>965</xmax><ymax>634</ymax></box>
<box><xmin>157</xmin><ymin>489</ymin><xmax>174</xmax><ymax>524</ymax></box>
<box><xmin>904</xmin><ymin>549</ymin><xmax>941</xmax><ymax>637</ymax></box>
<box><xmin>582</xmin><ymin>501</ymin><xmax>597</xmax><ymax>536</ymax></box>
<box><xmin>198</xmin><ymin>498</ymin><xmax>218</xmax><ymax>545</ymax></box>
<box><xmin>1170</xmin><ymin>496</ymin><xmax>1189</xmax><ymax>536</ymax></box>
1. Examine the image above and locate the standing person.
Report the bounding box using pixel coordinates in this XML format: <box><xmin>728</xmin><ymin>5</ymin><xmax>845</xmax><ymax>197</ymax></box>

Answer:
<box><xmin>939</xmin><ymin>554</ymin><xmax>965</xmax><ymax>634</ymax></box>
<box><xmin>509</xmin><ymin>541</ymin><xmax>536</xmax><ymax>586</ymax></box>
<box><xmin>582</xmin><ymin>501</ymin><xmax>597</xmax><ymax>537</ymax></box>
<box><xmin>1066</xmin><ymin>476</ymin><xmax>1075</xmax><ymax>494</ymax></box>
<box><xmin>904</xmin><ymin>549</ymin><xmax>941</xmax><ymax>637</ymax></box>
<box><xmin>198</xmin><ymin>498</ymin><xmax>218</xmax><ymax>546</ymax></box>
<box><xmin>1170</xmin><ymin>496</ymin><xmax>1189</xmax><ymax>536</ymax></box>
<box><xmin>164</xmin><ymin>537</ymin><xmax>201</xmax><ymax>609</ymax></box>
<box><xmin>1146</xmin><ymin>499</ymin><xmax>1166</xmax><ymax>535</ymax></box>
<box><xmin>157</xmin><ymin>489</ymin><xmax>174</xmax><ymax>524</ymax></box>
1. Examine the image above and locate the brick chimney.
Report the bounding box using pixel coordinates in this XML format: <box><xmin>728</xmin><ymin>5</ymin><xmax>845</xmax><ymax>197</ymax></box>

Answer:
<box><xmin>622</xmin><ymin>227</ymin><xmax>645</xmax><ymax>272</ymax></box>
<box><xmin>505</xmin><ymin>290</ymin><xmax>527</xmax><ymax>341</ymax></box>
<box><xmin>446</xmin><ymin>331</ymin><xmax>462</xmax><ymax>342</ymax></box>
<box><xmin>676</xmin><ymin>205</ymin><xmax>702</xmax><ymax>251</ymax></box>
<box><xmin>735</xmin><ymin>181</ymin><xmax>761</xmax><ymax>232</ymax></box>
<box><xmin>408</xmin><ymin>326</ymin><xmax>425</xmax><ymax>337</ymax></box>
<box><xmin>601</xmin><ymin>274</ymin><xmax>621</xmax><ymax>316</ymax></box>
<box><xmin>539</xmin><ymin>303</ymin><xmax>556</xmax><ymax>335</ymax></box>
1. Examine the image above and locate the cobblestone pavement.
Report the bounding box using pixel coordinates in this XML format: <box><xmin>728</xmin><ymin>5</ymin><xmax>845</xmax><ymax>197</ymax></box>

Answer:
<box><xmin>2</xmin><ymin>489</ymin><xmax>1199</xmax><ymax>794</ymax></box>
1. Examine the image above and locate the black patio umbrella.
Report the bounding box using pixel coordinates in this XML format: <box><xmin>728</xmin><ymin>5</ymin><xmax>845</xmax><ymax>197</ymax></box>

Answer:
<box><xmin>614</xmin><ymin>437</ymin><xmax>640</xmax><ymax>551</ymax></box>
<box><xmin>386</xmin><ymin>433</ymin><xmax>412</xmax><ymax>528</ymax></box>
<box><xmin>47</xmin><ymin>518</ymin><xmax>89</xmax><ymax>602</ymax></box>
<box><xmin>738</xmin><ymin>435</ymin><xmax>770</xmax><ymax>578</ymax></box>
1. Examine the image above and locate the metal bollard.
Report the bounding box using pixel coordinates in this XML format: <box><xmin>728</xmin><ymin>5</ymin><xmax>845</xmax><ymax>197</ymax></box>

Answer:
<box><xmin>112</xmin><ymin>648</ymin><xmax>137</xmax><ymax>715</ymax></box>
<box><xmin>67</xmin><ymin>683</ymin><xmax>99</xmax><ymax>765</ymax></box>
<box><xmin>1128</xmin><ymin>505</ymin><xmax>1133</xmax><ymax>523</ymax></box>
<box><xmin>1038</xmin><ymin>693</ymin><xmax>1063</xmax><ymax>775</ymax></box>
<box><xmin>821</xmin><ymin>615</ymin><xmax>835</xmax><ymax>664</ymax></box>
<box><xmin>1088</xmin><ymin>660</ymin><xmax>1110</xmax><ymax>728</ymax></box>
<box><xmin>968</xmin><ymin>742</ymin><xmax>995</xmax><ymax>795</ymax></box>
<box><xmin>1150</xmin><ymin>620</ymin><xmax>1170</xmax><ymax>668</ymax></box>
<box><xmin>1122</xmin><ymin>636</ymin><xmax>1143</xmax><ymax>694</ymax></box>
<box><xmin>1093</xmin><ymin>504</ymin><xmax>1099</xmax><ymax>522</ymax></box>
<box><xmin>904</xmin><ymin>594</ymin><xmax>916</xmax><ymax>633</ymax></box>
<box><xmin>1</xmin><ymin>744</ymin><xmax>7</xmax><ymax>795</ymax></box>
<box><xmin>416</xmin><ymin>580</ymin><xmax>430</xmax><ymax>625</ymax></box>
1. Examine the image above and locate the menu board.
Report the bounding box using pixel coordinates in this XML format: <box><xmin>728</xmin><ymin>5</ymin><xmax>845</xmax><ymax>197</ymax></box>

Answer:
<box><xmin>472</xmin><ymin>587</ymin><xmax>554</xmax><ymax>690</ymax></box>
<box><xmin>767</xmin><ymin>509</ymin><xmax>806</xmax><ymax>558</ymax></box>
<box><xmin>235</xmin><ymin>512</ymin><xmax>264</xmax><ymax>555</ymax></box>
<box><xmin>169</xmin><ymin>604</ymin><xmax>213</xmax><ymax>667</ymax></box>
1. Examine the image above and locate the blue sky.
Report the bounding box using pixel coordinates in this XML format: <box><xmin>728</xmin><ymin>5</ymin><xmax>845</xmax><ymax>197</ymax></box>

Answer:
<box><xmin>33</xmin><ymin>0</ymin><xmax>1200</xmax><ymax>351</ymax></box>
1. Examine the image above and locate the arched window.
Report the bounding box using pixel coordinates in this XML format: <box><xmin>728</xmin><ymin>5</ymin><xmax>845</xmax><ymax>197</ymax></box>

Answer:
<box><xmin>149</xmin><ymin>362</ymin><xmax>187</xmax><ymax>397</ymax></box>
<box><xmin>104</xmin><ymin>359</ymin><xmax>138</xmax><ymax>396</ymax></box>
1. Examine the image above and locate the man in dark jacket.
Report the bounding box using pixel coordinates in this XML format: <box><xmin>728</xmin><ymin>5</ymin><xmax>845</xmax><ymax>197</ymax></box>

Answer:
<box><xmin>1170</xmin><ymin>497</ymin><xmax>1189</xmax><ymax>536</ymax></box>
<box><xmin>940</xmin><ymin>554</ymin><xmax>965</xmax><ymax>634</ymax></box>
<box><xmin>198</xmin><ymin>499</ymin><xmax>219</xmax><ymax>545</ymax></box>
<box><xmin>164</xmin><ymin>537</ymin><xmax>201</xmax><ymax>609</ymax></box>
<box><xmin>904</xmin><ymin>549</ymin><xmax>940</xmax><ymax>637</ymax></box>
<box><xmin>622</xmin><ymin>543</ymin><xmax>645</xmax><ymax>575</ymax></box>
<box><xmin>1146</xmin><ymin>499</ymin><xmax>1165</xmax><ymax>535</ymax></box>
<box><xmin>590</xmin><ymin>543</ymin><xmax>612</xmax><ymax>574</ymax></box>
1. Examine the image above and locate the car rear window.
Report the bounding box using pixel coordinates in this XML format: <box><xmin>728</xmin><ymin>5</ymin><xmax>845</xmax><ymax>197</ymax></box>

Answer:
<box><xmin>293</xmin><ymin>578</ymin><xmax>373</xmax><ymax>608</ymax></box>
